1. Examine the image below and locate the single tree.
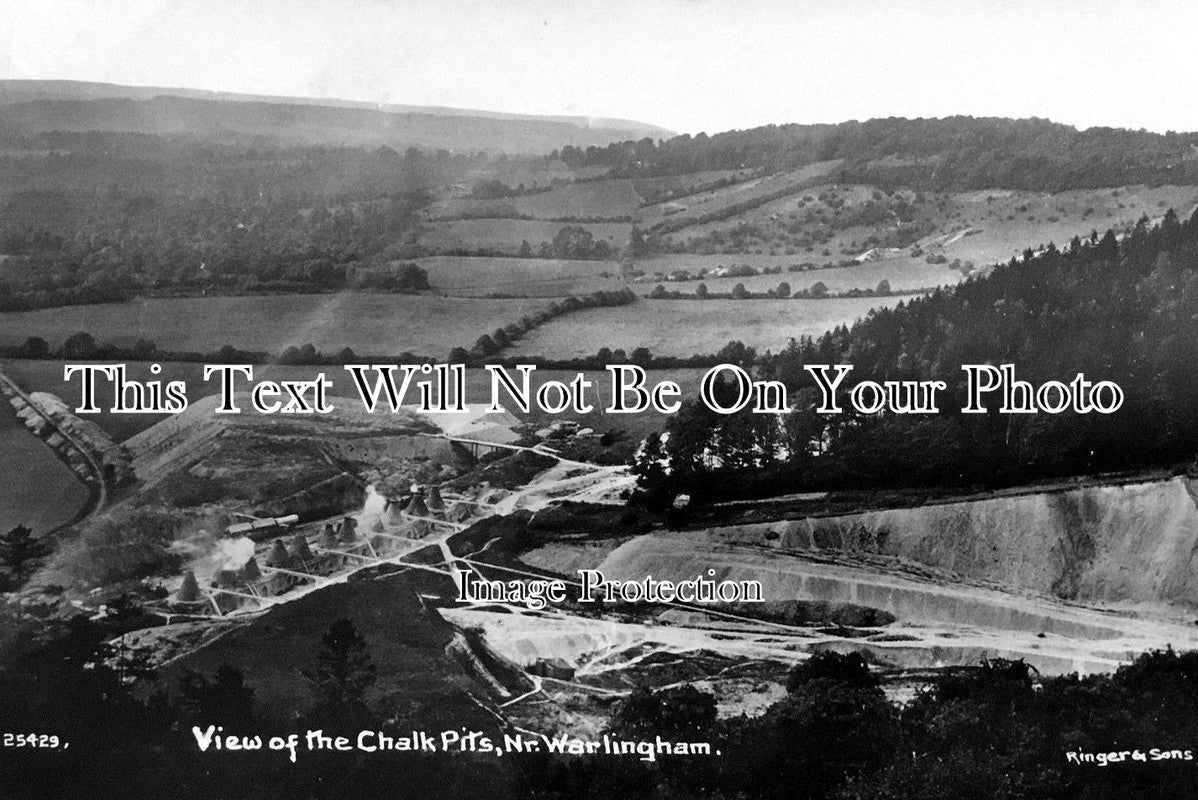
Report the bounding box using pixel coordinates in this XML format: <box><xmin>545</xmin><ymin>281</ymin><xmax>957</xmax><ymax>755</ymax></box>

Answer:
<box><xmin>21</xmin><ymin>336</ymin><xmax>49</xmax><ymax>358</ymax></box>
<box><xmin>473</xmin><ymin>334</ymin><xmax>498</xmax><ymax>356</ymax></box>
<box><xmin>0</xmin><ymin>524</ymin><xmax>50</xmax><ymax>586</ymax></box>
<box><xmin>61</xmin><ymin>331</ymin><xmax>98</xmax><ymax>360</ymax></box>
<box><xmin>305</xmin><ymin>618</ymin><xmax>377</xmax><ymax>709</ymax></box>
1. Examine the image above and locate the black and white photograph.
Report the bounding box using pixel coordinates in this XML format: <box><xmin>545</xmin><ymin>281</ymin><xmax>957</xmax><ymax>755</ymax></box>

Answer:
<box><xmin>3</xmin><ymin>1</ymin><xmax>1198</xmax><ymax>797</ymax></box>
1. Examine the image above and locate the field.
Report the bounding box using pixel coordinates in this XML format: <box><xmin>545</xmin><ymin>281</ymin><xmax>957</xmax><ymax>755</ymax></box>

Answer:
<box><xmin>631</xmin><ymin>169</ymin><xmax>754</xmax><ymax>204</ymax></box>
<box><xmin>0</xmin><ymin>404</ymin><xmax>89</xmax><ymax>535</ymax></box>
<box><xmin>415</xmin><ymin>255</ymin><xmax>624</xmax><ymax>297</ymax></box>
<box><xmin>4</xmin><ymin>360</ymin><xmax>708</xmax><ymax>443</ymax></box>
<box><xmin>454</xmin><ymin>159</ymin><xmax>610</xmax><ymax>191</ymax></box>
<box><xmin>435</xmin><ymin>178</ymin><xmax>642</xmax><ymax>220</ymax></box>
<box><xmin>0</xmin><ymin>293</ymin><xmax>554</xmax><ymax>359</ymax></box>
<box><xmin>418</xmin><ymin>218</ymin><xmax>631</xmax><ymax>254</ymax></box>
<box><xmin>637</xmin><ymin>159</ymin><xmax>843</xmax><ymax>228</ymax></box>
<box><xmin>506</xmin><ymin>295</ymin><xmax>893</xmax><ymax>358</ymax></box>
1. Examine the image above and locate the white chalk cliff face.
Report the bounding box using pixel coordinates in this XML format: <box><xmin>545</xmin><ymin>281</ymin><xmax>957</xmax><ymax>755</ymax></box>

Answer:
<box><xmin>593</xmin><ymin>477</ymin><xmax>1198</xmax><ymax>608</ymax></box>
<box><xmin>569</xmin><ymin>477</ymin><xmax>1198</xmax><ymax>676</ymax></box>
<box><xmin>781</xmin><ymin>477</ymin><xmax>1198</xmax><ymax>606</ymax></box>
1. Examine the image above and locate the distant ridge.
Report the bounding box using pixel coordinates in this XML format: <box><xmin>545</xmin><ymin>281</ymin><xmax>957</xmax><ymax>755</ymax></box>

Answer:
<box><xmin>0</xmin><ymin>79</ymin><xmax>672</xmax><ymax>153</ymax></box>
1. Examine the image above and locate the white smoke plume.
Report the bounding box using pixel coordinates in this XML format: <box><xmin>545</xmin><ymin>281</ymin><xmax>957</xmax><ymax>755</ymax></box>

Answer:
<box><xmin>171</xmin><ymin>531</ymin><xmax>257</xmax><ymax>582</ymax></box>
<box><xmin>355</xmin><ymin>484</ymin><xmax>388</xmax><ymax>529</ymax></box>
<box><xmin>213</xmin><ymin>537</ymin><xmax>257</xmax><ymax>571</ymax></box>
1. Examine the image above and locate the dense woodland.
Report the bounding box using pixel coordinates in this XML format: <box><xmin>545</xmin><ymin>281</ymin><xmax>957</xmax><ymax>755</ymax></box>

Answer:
<box><xmin>559</xmin><ymin>117</ymin><xmax>1198</xmax><ymax>191</ymax></box>
<box><xmin>637</xmin><ymin>207</ymin><xmax>1198</xmax><ymax>501</ymax></box>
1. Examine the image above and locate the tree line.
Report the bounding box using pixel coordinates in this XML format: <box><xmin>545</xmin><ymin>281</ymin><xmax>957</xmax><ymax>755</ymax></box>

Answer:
<box><xmin>457</xmin><ymin>288</ymin><xmax>636</xmax><ymax>361</ymax></box>
<box><xmin>647</xmin><ymin>278</ymin><xmax>919</xmax><ymax>300</ymax></box>
<box><xmin>556</xmin><ymin>117</ymin><xmax>1198</xmax><ymax>192</ymax></box>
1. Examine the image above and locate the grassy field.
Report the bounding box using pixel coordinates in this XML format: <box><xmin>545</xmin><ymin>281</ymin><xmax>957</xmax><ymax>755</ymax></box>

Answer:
<box><xmin>508</xmin><ymin>179</ymin><xmax>640</xmax><ymax>218</ymax></box>
<box><xmin>659</xmin><ymin>182</ymin><xmax>889</xmax><ymax>249</ymax></box>
<box><xmin>418</xmin><ymin>218</ymin><xmax>632</xmax><ymax>254</ymax></box>
<box><xmin>456</xmin><ymin>159</ymin><xmax>609</xmax><ymax>190</ymax></box>
<box><xmin>435</xmin><ymin>178</ymin><xmax>642</xmax><ymax>221</ymax></box>
<box><xmin>638</xmin><ymin>160</ymin><xmax>843</xmax><ymax>228</ymax></box>
<box><xmin>0</xmin><ymin>403</ymin><xmax>89</xmax><ymax>534</ymax></box>
<box><xmin>632</xmin><ymin>169</ymin><xmax>753</xmax><ymax>204</ymax></box>
<box><xmin>6</xmin><ymin>360</ymin><xmax>707</xmax><ymax>443</ymax></box>
<box><xmin>0</xmin><ymin>293</ymin><xmax>554</xmax><ymax>358</ymax></box>
<box><xmin>506</xmin><ymin>295</ymin><xmax>894</xmax><ymax>358</ymax></box>
<box><xmin>414</xmin><ymin>255</ymin><xmax>623</xmax><ymax>297</ymax></box>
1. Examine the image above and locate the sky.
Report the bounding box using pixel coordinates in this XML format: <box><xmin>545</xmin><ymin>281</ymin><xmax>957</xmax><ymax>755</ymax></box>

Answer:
<box><xmin>2</xmin><ymin>0</ymin><xmax>1197</xmax><ymax>135</ymax></box>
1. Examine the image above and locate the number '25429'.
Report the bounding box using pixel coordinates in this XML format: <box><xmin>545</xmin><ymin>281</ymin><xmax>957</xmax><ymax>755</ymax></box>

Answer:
<box><xmin>2</xmin><ymin>733</ymin><xmax>65</xmax><ymax>749</ymax></box>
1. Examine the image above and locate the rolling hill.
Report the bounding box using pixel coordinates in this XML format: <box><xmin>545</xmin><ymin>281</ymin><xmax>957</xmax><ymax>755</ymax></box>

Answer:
<box><xmin>0</xmin><ymin>79</ymin><xmax>670</xmax><ymax>153</ymax></box>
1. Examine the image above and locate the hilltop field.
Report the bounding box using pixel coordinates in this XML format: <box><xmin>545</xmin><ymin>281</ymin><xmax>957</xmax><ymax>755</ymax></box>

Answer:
<box><xmin>431</xmin><ymin>177</ymin><xmax>642</xmax><ymax>220</ymax></box>
<box><xmin>412</xmin><ymin>256</ymin><xmax>623</xmax><ymax>297</ymax></box>
<box><xmin>417</xmin><ymin>218</ymin><xmax>633</xmax><ymax>255</ymax></box>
